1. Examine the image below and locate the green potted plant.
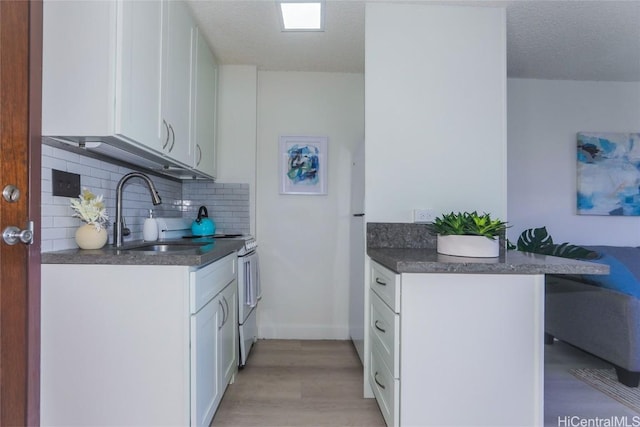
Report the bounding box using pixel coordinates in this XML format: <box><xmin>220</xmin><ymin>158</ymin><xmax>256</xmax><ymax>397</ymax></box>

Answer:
<box><xmin>508</xmin><ymin>226</ymin><xmax>597</xmax><ymax>259</ymax></box>
<box><xmin>433</xmin><ymin>211</ymin><xmax>508</xmax><ymax>258</ymax></box>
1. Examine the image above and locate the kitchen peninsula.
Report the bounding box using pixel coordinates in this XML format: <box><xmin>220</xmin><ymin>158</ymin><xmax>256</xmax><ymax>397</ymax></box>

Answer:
<box><xmin>364</xmin><ymin>223</ymin><xmax>608</xmax><ymax>427</ymax></box>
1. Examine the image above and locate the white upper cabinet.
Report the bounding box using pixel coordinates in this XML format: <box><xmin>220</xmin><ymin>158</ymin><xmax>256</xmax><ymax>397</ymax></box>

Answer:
<box><xmin>192</xmin><ymin>28</ymin><xmax>218</xmax><ymax>178</ymax></box>
<box><xmin>116</xmin><ymin>0</ymin><xmax>163</xmax><ymax>150</ymax></box>
<box><xmin>42</xmin><ymin>0</ymin><xmax>219</xmax><ymax>179</ymax></box>
<box><xmin>161</xmin><ymin>0</ymin><xmax>196</xmax><ymax>167</ymax></box>
<box><xmin>42</xmin><ymin>0</ymin><xmax>118</xmax><ymax>136</ymax></box>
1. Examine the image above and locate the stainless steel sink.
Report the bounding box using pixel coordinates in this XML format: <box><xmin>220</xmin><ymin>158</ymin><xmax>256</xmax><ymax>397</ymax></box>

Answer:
<box><xmin>123</xmin><ymin>243</ymin><xmax>208</xmax><ymax>253</ymax></box>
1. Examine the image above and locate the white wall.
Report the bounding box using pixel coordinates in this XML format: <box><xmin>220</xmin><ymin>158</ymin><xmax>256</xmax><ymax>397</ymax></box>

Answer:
<box><xmin>507</xmin><ymin>78</ymin><xmax>640</xmax><ymax>246</ymax></box>
<box><xmin>365</xmin><ymin>3</ymin><xmax>507</xmax><ymax>223</ymax></box>
<box><xmin>256</xmin><ymin>71</ymin><xmax>364</xmax><ymax>339</ymax></box>
<box><xmin>215</xmin><ymin>65</ymin><xmax>258</xmax><ymax>235</ymax></box>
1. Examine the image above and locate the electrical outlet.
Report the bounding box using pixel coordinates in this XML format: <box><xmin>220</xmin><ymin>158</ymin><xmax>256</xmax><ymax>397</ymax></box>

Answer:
<box><xmin>413</xmin><ymin>208</ymin><xmax>436</xmax><ymax>223</ymax></box>
<box><xmin>52</xmin><ymin>169</ymin><xmax>81</xmax><ymax>197</ymax></box>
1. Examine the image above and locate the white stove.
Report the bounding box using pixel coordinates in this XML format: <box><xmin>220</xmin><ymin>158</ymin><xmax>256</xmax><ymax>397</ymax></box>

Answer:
<box><xmin>155</xmin><ymin>217</ymin><xmax>260</xmax><ymax>367</ymax></box>
<box><xmin>155</xmin><ymin>217</ymin><xmax>256</xmax><ymax>255</ymax></box>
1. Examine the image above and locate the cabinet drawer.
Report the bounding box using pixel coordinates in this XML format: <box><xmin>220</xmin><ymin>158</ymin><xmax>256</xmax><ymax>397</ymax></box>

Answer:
<box><xmin>370</xmin><ymin>291</ymin><xmax>399</xmax><ymax>378</ymax></box>
<box><xmin>190</xmin><ymin>253</ymin><xmax>236</xmax><ymax>313</ymax></box>
<box><xmin>370</xmin><ymin>261</ymin><xmax>400</xmax><ymax>313</ymax></box>
<box><xmin>370</xmin><ymin>346</ymin><xmax>399</xmax><ymax>427</ymax></box>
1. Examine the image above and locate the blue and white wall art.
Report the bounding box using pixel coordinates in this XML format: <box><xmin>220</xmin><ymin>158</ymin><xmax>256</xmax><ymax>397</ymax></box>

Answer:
<box><xmin>577</xmin><ymin>132</ymin><xmax>640</xmax><ymax>216</ymax></box>
<box><xmin>279</xmin><ymin>136</ymin><xmax>328</xmax><ymax>195</ymax></box>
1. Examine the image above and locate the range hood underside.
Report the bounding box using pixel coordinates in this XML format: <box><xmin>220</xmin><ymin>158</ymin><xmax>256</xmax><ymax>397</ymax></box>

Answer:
<box><xmin>43</xmin><ymin>136</ymin><xmax>213</xmax><ymax>181</ymax></box>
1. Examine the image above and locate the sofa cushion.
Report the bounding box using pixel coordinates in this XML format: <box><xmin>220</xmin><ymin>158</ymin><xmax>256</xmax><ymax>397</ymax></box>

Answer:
<box><xmin>581</xmin><ymin>246</ymin><xmax>640</xmax><ymax>298</ymax></box>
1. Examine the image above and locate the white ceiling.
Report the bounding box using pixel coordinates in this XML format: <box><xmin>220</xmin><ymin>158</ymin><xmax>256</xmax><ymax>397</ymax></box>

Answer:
<box><xmin>187</xmin><ymin>0</ymin><xmax>640</xmax><ymax>82</ymax></box>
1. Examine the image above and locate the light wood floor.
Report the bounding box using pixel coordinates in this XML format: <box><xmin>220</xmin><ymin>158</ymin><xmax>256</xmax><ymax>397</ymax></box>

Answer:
<box><xmin>544</xmin><ymin>339</ymin><xmax>638</xmax><ymax>425</ymax></box>
<box><xmin>212</xmin><ymin>339</ymin><xmax>638</xmax><ymax>427</ymax></box>
<box><xmin>212</xmin><ymin>340</ymin><xmax>385</xmax><ymax>426</ymax></box>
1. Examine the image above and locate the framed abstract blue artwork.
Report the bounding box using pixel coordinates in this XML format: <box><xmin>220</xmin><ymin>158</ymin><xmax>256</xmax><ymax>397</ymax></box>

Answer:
<box><xmin>279</xmin><ymin>135</ymin><xmax>328</xmax><ymax>195</ymax></box>
<box><xmin>577</xmin><ymin>132</ymin><xmax>640</xmax><ymax>216</ymax></box>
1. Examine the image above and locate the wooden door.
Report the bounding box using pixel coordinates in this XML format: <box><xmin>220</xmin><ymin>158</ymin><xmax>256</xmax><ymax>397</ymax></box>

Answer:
<box><xmin>0</xmin><ymin>1</ymin><xmax>42</xmax><ymax>425</ymax></box>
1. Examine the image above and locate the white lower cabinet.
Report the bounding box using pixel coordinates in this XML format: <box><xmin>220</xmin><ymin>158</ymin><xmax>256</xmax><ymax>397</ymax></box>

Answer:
<box><xmin>41</xmin><ymin>253</ymin><xmax>238</xmax><ymax>426</ymax></box>
<box><xmin>369</xmin><ymin>263</ymin><xmax>401</xmax><ymax>427</ymax></box>
<box><xmin>190</xmin><ymin>278</ymin><xmax>237</xmax><ymax>426</ymax></box>
<box><xmin>369</xmin><ymin>260</ymin><xmax>545</xmax><ymax>427</ymax></box>
<box><xmin>369</xmin><ymin>344</ymin><xmax>399</xmax><ymax>426</ymax></box>
<box><xmin>190</xmin><ymin>287</ymin><xmax>221</xmax><ymax>427</ymax></box>
<box><xmin>219</xmin><ymin>281</ymin><xmax>238</xmax><ymax>388</ymax></box>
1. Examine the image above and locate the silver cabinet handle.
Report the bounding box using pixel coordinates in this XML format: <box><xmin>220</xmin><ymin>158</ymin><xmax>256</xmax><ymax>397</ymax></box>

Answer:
<box><xmin>375</xmin><ymin>277</ymin><xmax>387</xmax><ymax>286</ymax></box>
<box><xmin>374</xmin><ymin>372</ymin><xmax>386</xmax><ymax>390</ymax></box>
<box><xmin>222</xmin><ymin>296</ymin><xmax>229</xmax><ymax>326</ymax></box>
<box><xmin>218</xmin><ymin>300</ymin><xmax>225</xmax><ymax>330</ymax></box>
<box><xmin>162</xmin><ymin>120</ymin><xmax>170</xmax><ymax>149</ymax></box>
<box><xmin>374</xmin><ymin>320</ymin><xmax>386</xmax><ymax>333</ymax></box>
<box><xmin>168</xmin><ymin>124</ymin><xmax>175</xmax><ymax>153</ymax></box>
<box><xmin>196</xmin><ymin>144</ymin><xmax>202</xmax><ymax>166</ymax></box>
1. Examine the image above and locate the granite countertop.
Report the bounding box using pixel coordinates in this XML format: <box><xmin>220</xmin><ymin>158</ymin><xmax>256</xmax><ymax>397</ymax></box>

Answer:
<box><xmin>41</xmin><ymin>238</ymin><xmax>245</xmax><ymax>267</ymax></box>
<box><xmin>366</xmin><ymin>222</ymin><xmax>609</xmax><ymax>275</ymax></box>
<box><xmin>367</xmin><ymin>247</ymin><xmax>610</xmax><ymax>275</ymax></box>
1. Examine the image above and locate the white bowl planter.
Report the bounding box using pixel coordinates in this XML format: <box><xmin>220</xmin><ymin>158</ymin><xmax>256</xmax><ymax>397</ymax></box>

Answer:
<box><xmin>437</xmin><ymin>234</ymin><xmax>500</xmax><ymax>258</ymax></box>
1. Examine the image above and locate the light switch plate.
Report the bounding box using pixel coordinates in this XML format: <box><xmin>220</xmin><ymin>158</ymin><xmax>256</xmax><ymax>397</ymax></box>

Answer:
<box><xmin>52</xmin><ymin>169</ymin><xmax>81</xmax><ymax>197</ymax></box>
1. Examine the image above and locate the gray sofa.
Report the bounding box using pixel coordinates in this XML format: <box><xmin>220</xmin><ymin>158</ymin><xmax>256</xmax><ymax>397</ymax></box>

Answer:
<box><xmin>545</xmin><ymin>273</ymin><xmax>640</xmax><ymax>387</ymax></box>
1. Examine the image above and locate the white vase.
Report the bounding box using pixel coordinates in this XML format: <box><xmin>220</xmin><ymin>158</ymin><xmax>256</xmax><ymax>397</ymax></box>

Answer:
<box><xmin>437</xmin><ymin>234</ymin><xmax>500</xmax><ymax>258</ymax></box>
<box><xmin>75</xmin><ymin>224</ymin><xmax>108</xmax><ymax>250</ymax></box>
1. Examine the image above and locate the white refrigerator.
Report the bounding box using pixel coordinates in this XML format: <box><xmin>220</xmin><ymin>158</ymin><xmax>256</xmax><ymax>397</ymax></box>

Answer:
<box><xmin>349</xmin><ymin>141</ymin><xmax>366</xmax><ymax>363</ymax></box>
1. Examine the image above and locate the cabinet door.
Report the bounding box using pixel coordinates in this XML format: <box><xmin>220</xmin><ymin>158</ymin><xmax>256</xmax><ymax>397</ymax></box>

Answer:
<box><xmin>190</xmin><ymin>297</ymin><xmax>221</xmax><ymax>427</ymax></box>
<box><xmin>219</xmin><ymin>280</ymin><xmax>238</xmax><ymax>388</ymax></box>
<box><xmin>42</xmin><ymin>0</ymin><xmax>116</xmax><ymax>136</ymax></box>
<box><xmin>370</xmin><ymin>291</ymin><xmax>400</xmax><ymax>378</ymax></box>
<box><xmin>115</xmin><ymin>0</ymin><xmax>163</xmax><ymax>151</ymax></box>
<box><xmin>162</xmin><ymin>0</ymin><xmax>195</xmax><ymax>166</ymax></box>
<box><xmin>370</xmin><ymin>261</ymin><xmax>401</xmax><ymax>313</ymax></box>
<box><xmin>369</xmin><ymin>346</ymin><xmax>400</xmax><ymax>427</ymax></box>
<box><xmin>192</xmin><ymin>28</ymin><xmax>218</xmax><ymax>178</ymax></box>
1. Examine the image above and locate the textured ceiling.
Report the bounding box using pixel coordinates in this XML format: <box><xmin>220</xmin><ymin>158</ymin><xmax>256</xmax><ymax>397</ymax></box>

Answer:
<box><xmin>187</xmin><ymin>0</ymin><xmax>640</xmax><ymax>82</ymax></box>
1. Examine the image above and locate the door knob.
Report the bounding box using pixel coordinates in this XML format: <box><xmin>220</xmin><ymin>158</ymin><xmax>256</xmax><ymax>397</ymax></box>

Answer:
<box><xmin>3</xmin><ymin>221</ymin><xmax>34</xmax><ymax>245</ymax></box>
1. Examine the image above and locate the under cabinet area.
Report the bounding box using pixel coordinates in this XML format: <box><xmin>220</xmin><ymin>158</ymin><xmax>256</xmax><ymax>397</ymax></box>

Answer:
<box><xmin>368</xmin><ymin>260</ymin><xmax>545</xmax><ymax>427</ymax></box>
<box><xmin>42</xmin><ymin>0</ymin><xmax>218</xmax><ymax>179</ymax></box>
<box><xmin>41</xmin><ymin>253</ymin><xmax>238</xmax><ymax>426</ymax></box>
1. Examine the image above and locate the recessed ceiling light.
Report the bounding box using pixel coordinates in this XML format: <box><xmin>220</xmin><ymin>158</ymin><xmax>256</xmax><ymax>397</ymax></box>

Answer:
<box><xmin>277</xmin><ymin>1</ymin><xmax>324</xmax><ymax>32</ymax></box>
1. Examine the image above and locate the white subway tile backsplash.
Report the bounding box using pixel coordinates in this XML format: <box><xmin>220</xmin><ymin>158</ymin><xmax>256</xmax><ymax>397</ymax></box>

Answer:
<box><xmin>181</xmin><ymin>181</ymin><xmax>250</xmax><ymax>235</ymax></box>
<box><xmin>40</xmin><ymin>216</ymin><xmax>53</xmax><ymax>228</ymax></box>
<box><xmin>41</xmin><ymin>226</ymin><xmax>71</xmax><ymax>241</ymax></box>
<box><xmin>53</xmin><ymin>216</ymin><xmax>79</xmax><ymax>228</ymax></box>
<box><xmin>41</xmin><ymin>240</ymin><xmax>53</xmax><ymax>253</ymax></box>
<box><xmin>52</xmin><ymin>238</ymin><xmax>76</xmax><ymax>252</ymax></box>
<box><xmin>41</xmin><ymin>145</ymin><xmax>251</xmax><ymax>251</ymax></box>
<box><xmin>42</xmin><ymin>156</ymin><xmax>67</xmax><ymax>171</ymax></box>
